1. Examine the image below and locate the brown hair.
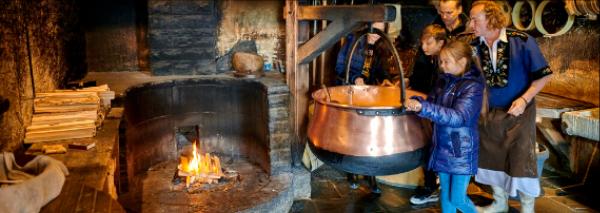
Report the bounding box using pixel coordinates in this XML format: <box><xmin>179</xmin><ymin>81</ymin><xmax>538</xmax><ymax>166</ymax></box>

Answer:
<box><xmin>430</xmin><ymin>0</ymin><xmax>462</xmax><ymax>9</ymax></box>
<box><xmin>472</xmin><ymin>1</ymin><xmax>509</xmax><ymax>30</ymax></box>
<box><xmin>440</xmin><ymin>40</ymin><xmax>489</xmax><ymax>121</ymax></box>
<box><xmin>440</xmin><ymin>0</ymin><xmax>462</xmax><ymax>9</ymax></box>
<box><xmin>421</xmin><ymin>24</ymin><xmax>447</xmax><ymax>42</ymax></box>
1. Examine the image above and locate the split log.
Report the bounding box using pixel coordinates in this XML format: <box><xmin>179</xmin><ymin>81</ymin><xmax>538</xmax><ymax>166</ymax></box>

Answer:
<box><xmin>37</xmin><ymin>91</ymin><xmax>99</xmax><ymax>98</ymax></box>
<box><xmin>34</xmin><ymin>104</ymin><xmax>99</xmax><ymax>113</ymax></box>
<box><xmin>55</xmin><ymin>84</ymin><xmax>110</xmax><ymax>92</ymax></box>
<box><xmin>27</xmin><ymin>120</ymin><xmax>96</xmax><ymax>133</ymax></box>
<box><xmin>24</xmin><ymin>128</ymin><xmax>96</xmax><ymax>143</ymax></box>
<box><xmin>34</xmin><ymin>91</ymin><xmax>101</xmax><ymax>113</ymax></box>
<box><xmin>25</xmin><ymin>85</ymin><xmax>116</xmax><ymax>142</ymax></box>
<box><xmin>34</xmin><ymin>96</ymin><xmax>100</xmax><ymax>108</ymax></box>
<box><xmin>54</xmin><ymin>85</ymin><xmax>115</xmax><ymax>107</ymax></box>
<box><xmin>31</xmin><ymin>111</ymin><xmax>98</xmax><ymax>125</ymax></box>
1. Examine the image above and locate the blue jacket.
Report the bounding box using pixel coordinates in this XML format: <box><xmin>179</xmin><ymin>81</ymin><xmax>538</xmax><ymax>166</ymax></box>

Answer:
<box><xmin>412</xmin><ymin>64</ymin><xmax>484</xmax><ymax>175</ymax></box>
<box><xmin>335</xmin><ymin>33</ymin><xmax>390</xmax><ymax>85</ymax></box>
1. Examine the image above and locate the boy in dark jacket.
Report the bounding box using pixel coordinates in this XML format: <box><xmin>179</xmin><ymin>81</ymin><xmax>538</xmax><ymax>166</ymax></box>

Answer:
<box><xmin>408</xmin><ymin>24</ymin><xmax>446</xmax><ymax>205</ymax></box>
<box><xmin>406</xmin><ymin>40</ymin><xmax>484</xmax><ymax>213</ymax></box>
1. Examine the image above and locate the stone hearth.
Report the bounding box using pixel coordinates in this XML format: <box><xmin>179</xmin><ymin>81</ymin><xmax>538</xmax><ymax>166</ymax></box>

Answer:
<box><xmin>115</xmin><ymin>73</ymin><xmax>309</xmax><ymax>212</ymax></box>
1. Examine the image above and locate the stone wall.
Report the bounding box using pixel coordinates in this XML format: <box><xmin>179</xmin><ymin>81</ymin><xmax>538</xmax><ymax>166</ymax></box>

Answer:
<box><xmin>147</xmin><ymin>0</ymin><xmax>285</xmax><ymax>75</ymax></box>
<box><xmin>0</xmin><ymin>0</ymin><xmax>86</xmax><ymax>151</ymax></box>
<box><xmin>148</xmin><ymin>0</ymin><xmax>218</xmax><ymax>75</ymax></box>
<box><xmin>216</xmin><ymin>0</ymin><xmax>285</xmax><ymax>69</ymax></box>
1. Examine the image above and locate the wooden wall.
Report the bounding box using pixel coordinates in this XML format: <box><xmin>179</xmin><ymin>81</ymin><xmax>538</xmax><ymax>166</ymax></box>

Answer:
<box><xmin>538</xmin><ymin>23</ymin><xmax>600</xmax><ymax>106</ymax></box>
<box><xmin>0</xmin><ymin>0</ymin><xmax>86</xmax><ymax>151</ymax></box>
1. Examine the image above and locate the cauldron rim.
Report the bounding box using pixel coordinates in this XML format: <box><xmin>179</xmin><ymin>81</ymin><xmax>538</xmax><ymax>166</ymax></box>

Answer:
<box><xmin>312</xmin><ymin>85</ymin><xmax>426</xmax><ymax>110</ymax></box>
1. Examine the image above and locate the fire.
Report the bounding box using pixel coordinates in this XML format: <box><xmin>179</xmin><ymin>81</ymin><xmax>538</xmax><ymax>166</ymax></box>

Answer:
<box><xmin>178</xmin><ymin>140</ymin><xmax>223</xmax><ymax>187</ymax></box>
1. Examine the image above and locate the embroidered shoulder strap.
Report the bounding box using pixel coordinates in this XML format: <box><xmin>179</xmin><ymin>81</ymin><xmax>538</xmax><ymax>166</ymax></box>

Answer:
<box><xmin>455</xmin><ymin>32</ymin><xmax>477</xmax><ymax>44</ymax></box>
<box><xmin>506</xmin><ymin>29</ymin><xmax>528</xmax><ymax>42</ymax></box>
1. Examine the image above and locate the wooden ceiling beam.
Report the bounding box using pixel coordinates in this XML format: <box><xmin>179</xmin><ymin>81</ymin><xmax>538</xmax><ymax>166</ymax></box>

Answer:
<box><xmin>297</xmin><ymin>5</ymin><xmax>395</xmax><ymax>21</ymax></box>
<box><xmin>296</xmin><ymin>5</ymin><xmax>398</xmax><ymax>64</ymax></box>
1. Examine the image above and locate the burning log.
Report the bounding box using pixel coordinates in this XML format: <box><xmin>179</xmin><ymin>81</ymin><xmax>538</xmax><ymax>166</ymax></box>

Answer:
<box><xmin>177</xmin><ymin>141</ymin><xmax>223</xmax><ymax>188</ymax></box>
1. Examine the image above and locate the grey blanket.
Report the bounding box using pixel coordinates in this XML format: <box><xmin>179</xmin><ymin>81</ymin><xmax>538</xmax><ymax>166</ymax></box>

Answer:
<box><xmin>0</xmin><ymin>152</ymin><xmax>69</xmax><ymax>213</ymax></box>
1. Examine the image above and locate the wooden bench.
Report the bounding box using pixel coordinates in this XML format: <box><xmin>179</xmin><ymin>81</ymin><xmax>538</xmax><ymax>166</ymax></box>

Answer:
<box><xmin>23</xmin><ymin>108</ymin><xmax>125</xmax><ymax>212</ymax></box>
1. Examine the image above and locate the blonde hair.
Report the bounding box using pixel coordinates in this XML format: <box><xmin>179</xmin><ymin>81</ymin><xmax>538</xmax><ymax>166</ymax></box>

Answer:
<box><xmin>421</xmin><ymin>24</ymin><xmax>447</xmax><ymax>42</ymax></box>
<box><xmin>472</xmin><ymin>1</ymin><xmax>509</xmax><ymax>30</ymax></box>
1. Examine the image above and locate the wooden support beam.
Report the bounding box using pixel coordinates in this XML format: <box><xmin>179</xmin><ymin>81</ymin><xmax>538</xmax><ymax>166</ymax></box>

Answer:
<box><xmin>297</xmin><ymin>5</ymin><xmax>396</xmax><ymax>21</ymax></box>
<box><xmin>297</xmin><ymin>5</ymin><xmax>399</xmax><ymax>64</ymax></box>
<box><xmin>298</xmin><ymin>21</ymin><xmax>362</xmax><ymax>65</ymax></box>
<box><xmin>286</xmin><ymin>0</ymin><xmax>301</xmax><ymax>166</ymax></box>
<box><xmin>537</xmin><ymin>118</ymin><xmax>570</xmax><ymax>158</ymax></box>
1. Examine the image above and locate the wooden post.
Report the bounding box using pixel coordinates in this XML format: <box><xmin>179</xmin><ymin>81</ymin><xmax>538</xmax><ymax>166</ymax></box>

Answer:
<box><xmin>286</xmin><ymin>0</ymin><xmax>310</xmax><ymax>166</ymax></box>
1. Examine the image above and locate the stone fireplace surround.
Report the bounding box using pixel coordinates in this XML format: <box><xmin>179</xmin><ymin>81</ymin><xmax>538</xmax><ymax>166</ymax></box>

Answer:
<box><xmin>118</xmin><ymin>73</ymin><xmax>308</xmax><ymax>212</ymax></box>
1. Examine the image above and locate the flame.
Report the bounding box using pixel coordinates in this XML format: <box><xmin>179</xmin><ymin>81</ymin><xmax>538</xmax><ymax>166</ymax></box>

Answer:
<box><xmin>179</xmin><ymin>139</ymin><xmax>222</xmax><ymax>187</ymax></box>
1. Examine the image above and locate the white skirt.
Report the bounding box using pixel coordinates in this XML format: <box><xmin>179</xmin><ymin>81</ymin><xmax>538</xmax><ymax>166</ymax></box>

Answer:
<box><xmin>475</xmin><ymin>168</ymin><xmax>541</xmax><ymax>197</ymax></box>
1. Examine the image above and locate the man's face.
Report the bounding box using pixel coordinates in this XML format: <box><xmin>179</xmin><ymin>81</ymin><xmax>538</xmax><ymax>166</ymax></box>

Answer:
<box><xmin>438</xmin><ymin>1</ymin><xmax>462</xmax><ymax>28</ymax></box>
<box><xmin>366</xmin><ymin>22</ymin><xmax>385</xmax><ymax>44</ymax></box>
<box><xmin>469</xmin><ymin>5</ymin><xmax>489</xmax><ymax>37</ymax></box>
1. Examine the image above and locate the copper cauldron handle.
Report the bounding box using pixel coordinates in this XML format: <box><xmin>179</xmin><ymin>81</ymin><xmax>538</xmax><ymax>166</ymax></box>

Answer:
<box><xmin>343</xmin><ymin>24</ymin><xmax>407</xmax><ymax>110</ymax></box>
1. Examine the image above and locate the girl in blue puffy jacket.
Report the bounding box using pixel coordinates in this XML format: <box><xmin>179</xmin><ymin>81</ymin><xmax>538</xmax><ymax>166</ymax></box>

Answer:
<box><xmin>405</xmin><ymin>40</ymin><xmax>485</xmax><ymax>213</ymax></box>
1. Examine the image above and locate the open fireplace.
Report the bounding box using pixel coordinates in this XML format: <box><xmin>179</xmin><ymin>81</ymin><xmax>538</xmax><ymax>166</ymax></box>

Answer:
<box><xmin>121</xmin><ymin>76</ymin><xmax>306</xmax><ymax>212</ymax></box>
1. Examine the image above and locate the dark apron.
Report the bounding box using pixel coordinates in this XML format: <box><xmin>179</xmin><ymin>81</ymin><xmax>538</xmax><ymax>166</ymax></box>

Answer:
<box><xmin>478</xmin><ymin>99</ymin><xmax>537</xmax><ymax>178</ymax></box>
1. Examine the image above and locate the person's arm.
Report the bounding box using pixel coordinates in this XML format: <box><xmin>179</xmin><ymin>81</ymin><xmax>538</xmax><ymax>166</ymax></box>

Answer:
<box><xmin>335</xmin><ymin>36</ymin><xmax>352</xmax><ymax>83</ymax></box>
<box><xmin>507</xmin><ymin>75</ymin><xmax>550</xmax><ymax>116</ymax></box>
<box><xmin>336</xmin><ymin>35</ymin><xmax>365</xmax><ymax>85</ymax></box>
<box><xmin>408</xmin><ymin>81</ymin><xmax>484</xmax><ymax>127</ymax></box>
<box><xmin>507</xmin><ymin>35</ymin><xmax>553</xmax><ymax>116</ymax></box>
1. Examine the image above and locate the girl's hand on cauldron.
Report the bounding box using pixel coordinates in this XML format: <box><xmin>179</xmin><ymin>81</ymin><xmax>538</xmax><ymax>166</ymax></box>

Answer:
<box><xmin>405</xmin><ymin>99</ymin><xmax>422</xmax><ymax>112</ymax></box>
<box><xmin>380</xmin><ymin>79</ymin><xmax>394</xmax><ymax>87</ymax></box>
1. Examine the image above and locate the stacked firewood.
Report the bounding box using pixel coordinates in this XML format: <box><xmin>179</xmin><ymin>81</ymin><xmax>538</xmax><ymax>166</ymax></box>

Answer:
<box><xmin>24</xmin><ymin>85</ymin><xmax>115</xmax><ymax>143</ymax></box>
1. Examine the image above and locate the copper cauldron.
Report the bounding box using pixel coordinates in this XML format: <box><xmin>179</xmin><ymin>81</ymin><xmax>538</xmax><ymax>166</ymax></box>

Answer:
<box><xmin>307</xmin><ymin>25</ymin><xmax>428</xmax><ymax>176</ymax></box>
<box><xmin>307</xmin><ymin>85</ymin><xmax>428</xmax><ymax>176</ymax></box>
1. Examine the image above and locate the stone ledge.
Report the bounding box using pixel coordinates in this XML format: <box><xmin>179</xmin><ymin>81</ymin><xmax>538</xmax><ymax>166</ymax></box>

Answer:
<box><xmin>292</xmin><ymin>166</ymin><xmax>311</xmax><ymax>200</ymax></box>
<box><xmin>536</xmin><ymin>93</ymin><xmax>594</xmax><ymax>119</ymax></box>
